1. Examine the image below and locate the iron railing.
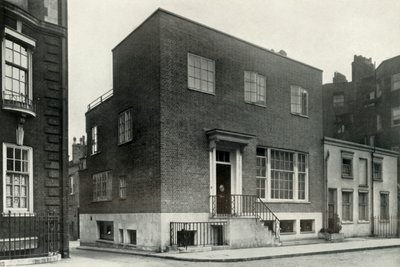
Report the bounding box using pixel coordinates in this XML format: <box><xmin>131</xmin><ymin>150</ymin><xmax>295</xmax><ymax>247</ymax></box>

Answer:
<box><xmin>0</xmin><ymin>211</ymin><xmax>60</xmax><ymax>260</ymax></box>
<box><xmin>210</xmin><ymin>194</ymin><xmax>280</xmax><ymax>238</ymax></box>
<box><xmin>2</xmin><ymin>92</ymin><xmax>35</xmax><ymax>115</ymax></box>
<box><xmin>170</xmin><ymin>221</ymin><xmax>228</xmax><ymax>248</ymax></box>
<box><xmin>373</xmin><ymin>215</ymin><xmax>399</xmax><ymax>238</ymax></box>
<box><xmin>87</xmin><ymin>89</ymin><xmax>113</xmax><ymax>111</ymax></box>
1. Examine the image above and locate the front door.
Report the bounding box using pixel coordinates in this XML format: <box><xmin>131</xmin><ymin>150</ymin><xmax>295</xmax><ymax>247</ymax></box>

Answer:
<box><xmin>216</xmin><ymin>163</ymin><xmax>231</xmax><ymax>215</ymax></box>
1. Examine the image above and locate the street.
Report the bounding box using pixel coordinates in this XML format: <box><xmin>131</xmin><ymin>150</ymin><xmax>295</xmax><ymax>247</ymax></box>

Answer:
<box><xmin>33</xmin><ymin>245</ymin><xmax>400</xmax><ymax>267</ymax></box>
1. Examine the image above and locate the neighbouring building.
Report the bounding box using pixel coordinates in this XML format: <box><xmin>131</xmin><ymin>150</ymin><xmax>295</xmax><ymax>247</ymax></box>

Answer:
<box><xmin>68</xmin><ymin>136</ymin><xmax>86</xmax><ymax>240</ymax></box>
<box><xmin>324</xmin><ymin>137</ymin><xmax>398</xmax><ymax>237</ymax></box>
<box><xmin>0</xmin><ymin>0</ymin><xmax>69</xmax><ymax>260</ymax></box>
<box><xmin>323</xmin><ymin>54</ymin><xmax>400</xmax><ymax>152</ymax></box>
<box><xmin>79</xmin><ymin>9</ymin><xmax>324</xmax><ymax>251</ymax></box>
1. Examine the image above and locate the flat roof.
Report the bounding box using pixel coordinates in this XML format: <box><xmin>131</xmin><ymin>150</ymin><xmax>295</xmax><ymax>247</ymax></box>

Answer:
<box><xmin>113</xmin><ymin>8</ymin><xmax>322</xmax><ymax>72</ymax></box>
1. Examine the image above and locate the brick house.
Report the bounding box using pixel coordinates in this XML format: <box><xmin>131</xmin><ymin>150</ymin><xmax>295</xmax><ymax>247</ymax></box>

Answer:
<box><xmin>324</xmin><ymin>137</ymin><xmax>398</xmax><ymax>237</ymax></box>
<box><xmin>79</xmin><ymin>9</ymin><xmax>324</xmax><ymax>251</ymax></box>
<box><xmin>0</xmin><ymin>0</ymin><xmax>69</xmax><ymax>259</ymax></box>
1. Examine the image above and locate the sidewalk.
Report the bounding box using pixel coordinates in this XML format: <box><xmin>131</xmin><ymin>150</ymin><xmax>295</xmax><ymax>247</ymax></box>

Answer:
<box><xmin>77</xmin><ymin>237</ymin><xmax>400</xmax><ymax>262</ymax></box>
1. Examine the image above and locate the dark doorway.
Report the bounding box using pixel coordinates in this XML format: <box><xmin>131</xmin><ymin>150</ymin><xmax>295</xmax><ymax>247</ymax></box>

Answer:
<box><xmin>216</xmin><ymin>164</ymin><xmax>231</xmax><ymax>215</ymax></box>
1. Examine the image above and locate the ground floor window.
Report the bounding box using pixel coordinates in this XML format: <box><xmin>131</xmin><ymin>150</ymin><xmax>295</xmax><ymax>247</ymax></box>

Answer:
<box><xmin>342</xmin><ymin>191</ymin><xmax>353</xmax><ymax>221</ymax></box>
<box><xmin>127</xmin><ymin>229</ymin><xmax>137</xmax><ymax>245</ymax></box>
<box><xmin>3</xmin><ymin>143</ymin><xmax>33</xmax><ymax>213</ymax></box>
<box><xmin>380</xmin><ymin>192</ymin><xmax>389</xmax><ymax>220</ymax></box>
<box><xmin>98</xmin><ymin>221</ymin><xmax>114</xmax><ymax>241</ymax></box>
<box><xmin>358</xmin><ymin>192</ymin><xmax>368</xmax><ymax>221</ymax></box>
<box><xmin>280</xmin><ymin>220</ymin><xmax>295</xmax><ymax>233</ymax></box>
<box><xmin>300</xmin><ymin>220</ymin><xmax>314</xmax><ymax>232</ymax></box>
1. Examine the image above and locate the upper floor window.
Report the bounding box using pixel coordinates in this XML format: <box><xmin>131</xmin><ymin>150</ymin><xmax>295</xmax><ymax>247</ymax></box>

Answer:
<box><xmin>256</xmin><ymin>147</ymin><xmax>308</xmax><ymax>202</ymax></box>
<box><xmin>93</xmin><ymin>171</ymin><xmax>112</xmax><ymax>202</ymax></box>
<box><xmin>391</xmin><ymin>107</ymin><xmax>400</xmax><ymax>127</ymax></box>
<box><xmin>373</xmin><ymin>157</ymin><xmax>383</xmax><ymax>181</ymax></box>
<box><xmin>69</xmin><ymin>175</ymin><xmax>75</xmax><ymax>195</ymax></box>
<box><xmin>391</xmin><ymin>73</ymin><xmax>400</xmax><ymax>91</ymax></box>
<box><xmin>187</xmin><ymin>53</ymin><xmax>215</xmax><ymax>94</ymax></box>
<box><xmin>91</xmin><ymin>125</ymin><xmax>98</xmax><ymax>154</ymax></box>
<box><xmin>2</xmin><ymin>27</ymin><xmax>35</xmax><ymax>116</ymax></box>
<box><xmin>341</xmin><ymin>151</ymin><xmax>354</xmax><ymax>178</ymax></box>
<box><xmin>244</xmin><ymin>71</ymin><xmax>266</xmax><ymax>106</ymax></box>
<box><xmin>333</xmin><ymin>93</ymin><xmax>344</xmax><ymax>107</ymax></box>
<box><xmin>118</xmin><ymin>109</ymin><xmax>132</xmax><ymax>144</ymax></box>
<box><xmin>291</xmin><ymin>85</ymin><xmax>308</xmax><ymax>116</ymax></box>
<box><xmin>377</xmin><ymin>114</ymin><xmax>382</xmax><ymax>131</ymax></box>
<box><xmin>3</xmin><ymin>143</ymin><xmax>33</xmax><ymax>213</ymax></box>
<box><xmin>119</xmin><ymin>177</ymin><xmax>127</xmax><ymax>199</ymax></box>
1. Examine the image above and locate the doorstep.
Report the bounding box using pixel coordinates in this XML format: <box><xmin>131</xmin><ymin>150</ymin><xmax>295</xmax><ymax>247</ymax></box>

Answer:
<box><xmin>0</xmin><ymin>253</ymin><xmax>61</xmax><ymax>267</ymax></box>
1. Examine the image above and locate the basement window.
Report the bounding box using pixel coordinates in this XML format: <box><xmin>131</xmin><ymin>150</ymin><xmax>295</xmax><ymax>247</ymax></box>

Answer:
<box><xmin>127</xmin><ymin>229</ymin><xmax>137</xmax><ymax>245</ymax></box>
<box><xmin>98</xmin><ymin>221</ymin><xmax>114</xmax><ymax>241</ymax></box>
<box><xmin>280</xmin><ymin>220</ymin><xmax>295</xmax><ymax>234</ymax></box>
<box><xmin>300</xmin><ymin>220</ymin><xmax>314</xmax><ymax>233</ymax></box>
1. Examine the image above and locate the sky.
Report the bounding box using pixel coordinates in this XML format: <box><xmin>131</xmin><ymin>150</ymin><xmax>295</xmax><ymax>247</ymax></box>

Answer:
<box><xmin>68</xmin><ymin>0</ymin><xmax>400</xmax><ymax>155</ymax></box>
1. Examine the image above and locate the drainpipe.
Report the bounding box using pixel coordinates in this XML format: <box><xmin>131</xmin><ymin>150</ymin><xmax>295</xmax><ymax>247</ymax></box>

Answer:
<box><xmin>324</xmin><ymin>148</ymin><xmax>330</xmax><ymax>229</ymax></box>
<box><xmin>371</xmin><ymin>144</ymin><xmax>375</xmax><ymax>236</ymax></box>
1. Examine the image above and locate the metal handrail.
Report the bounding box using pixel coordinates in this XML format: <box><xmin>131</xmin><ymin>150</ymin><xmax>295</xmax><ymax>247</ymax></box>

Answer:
<box><xmin>210</xmin><ymin>194</ymin><xmax>280</xmax><ymax>238</ymax></box>
<box><xmin>2</xmin><ymin>91</ymin><xmax>35</xmax><ymax>113</ymax></box>
<box><xmin>87</xmin><ymin>89</ymin><xmax>113</xmax><ymax>111</ymax></box>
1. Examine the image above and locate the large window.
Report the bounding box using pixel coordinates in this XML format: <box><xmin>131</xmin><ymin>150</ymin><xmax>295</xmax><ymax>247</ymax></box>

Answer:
<box><xmin>244</xmin><ymin>71</ymin><xmax>266</xmax><ymax>105</ymax></box>
<box><xmin>91</xmin><ymin>125</ymin><xmax>98</xmax><ymax>154</ymax></box>
<box><xmin>358</xmin><ymin>192</ymin><xmax>368</xmax><ymax>221</ymax></box>
<box><xmin>2</xmin><ymin>28</ymin><xmax>35</xmax><ymax>111</ymax></box>
<box><xmin>118</xmin><ymin>109</ymin><xmax>132</xmax><ymax>144</ymax></box>
<box><xmin>391</xmin><ymin>73</ymin><xmax>400</xmax><ymax>91</ymax></box>
<box><xmin>391</xmin><ymin>107</ymin><xmax>400</xmax><ymax>127</ymax></box>
<box><xmin>291</xmin><ymin>85</ymin><xmax>308</xmax><ymax>116</ymax></box>
<box><xmin>98</xmin><ymin>221</ymin><xmax>114</xmax><ymax>241</ymax></box>
<box><xmin>93</xmin><ymin>171</ymin><xmax>112</xmax><ymax>201</ymax></box>
<box><xmin>257</xmin><ymin>148</ymin><xmax>308</xmax><ymax>201</ymax></box>
<box><xmin>3</xmin><ymin>143</ymin><xmax>33</xmax><ymax>212</ymax></box>
<box><xmin>342</xmin><ymin>191</ymin><xmax>353</xmax><ymax>222</ymax></box>
<box><xmin>380</xmin><ymin>192</ymin><xmax>389</xmax><ymax>220</ymax></box>
<box><xmin>187</xmin><ymin>53</ymin><xmax>215</xmax><ymax>94</ymax></box>
<box><xmin>333</xmin><ymin>93</ymin><xmax>344</xmax><ymax>107</ymax></box>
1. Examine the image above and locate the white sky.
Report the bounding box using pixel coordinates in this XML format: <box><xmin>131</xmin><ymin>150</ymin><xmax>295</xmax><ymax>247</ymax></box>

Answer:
<box><xmin>67</xmin><ymin>0</ymin><xmax>400</xmax><ymax>155</ymax></box>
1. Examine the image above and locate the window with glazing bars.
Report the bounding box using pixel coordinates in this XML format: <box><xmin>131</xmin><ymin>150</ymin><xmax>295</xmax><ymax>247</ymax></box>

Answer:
<box><xmin>91</xmin><ymin>125</ymin><xmax>98</xmax><ymax>154</ymax></box>
<box><xmin>358</xmin><ymin>192</ymin><xmax>368</xmax><ymax>221</ymax></box>
<box><xmin>187</xmin><ymin>53</ymin><xmax>215</xmax><ymax>94</ymax></box>
<box><xmin>380</xmin><ymin>193</ymin><xmax>389</xmax><ymax>220</ymax></box>
<box><xmin>342</xmin><ymin>191</ymin><xmax>353</xmax><ymax>221</ymax></box>
<box><xmin>5</xmin><ymin>145</ymin><xmax>30</xmax><ymax>210</ymax></box>
<box><xmin>271</xmin><ymin>150</ymin><xmax>294</xmax><ymax>199</ymax></box>
<box><xmin>256</xmin><ymin>148</ymin><xmax>267</xmax><ymax>198</ymax></box>
<box><xmin>93</xmin><ymin>171</ymin><xmax>112</xmax><ymax>201</ymax></box>
<box><xmin>291</xmin><ymin>85</ymin><xmax>308</xmax><ymax>116</ymax></box>
<box><xmin>118</xmin><ymin>109</ymin><xmax>132</xmax><ymax>144</ymax></box>
<box><xmin>244</xmin><ymin>71</ymin><xmax>266</xmax><ymax>105</ymax></box>
<box><xmin>298</xmin><ymin>153</ymin><xmax>307</xmax><ymax>200</ymax></box>
<box><xmin>119</xmin><ymin>177</ymin><xmax>126</xmax><ymax>199</ymax></box>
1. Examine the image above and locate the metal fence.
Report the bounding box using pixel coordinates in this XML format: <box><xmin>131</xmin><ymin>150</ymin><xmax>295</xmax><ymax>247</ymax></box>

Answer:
<box><xmin>373</xmin><ymin>215</ymin><xmax>399</xmax><ymax>238</ymax></box>
<box><xmin>170</xmin><ymin>221</ymin><xmax>228</xmax><ymax>248</ymax></box>
<box><xmin>87</xmin><ymin>89</ymin><xmax>113</xmax><ymax>111</ymax></box>
<box><xmin>0</xmin><ymin>211</ymin><xmax>60</xmax><ymax>260</ymax></box>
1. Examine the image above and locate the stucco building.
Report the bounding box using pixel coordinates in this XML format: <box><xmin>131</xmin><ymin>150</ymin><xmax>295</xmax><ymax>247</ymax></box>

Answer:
<box><xmin>79</xmin><ymin>9</ymin><xmax>324</xmax><ymax>251</ymax></box>
<box><xmin>324</xmin><ymin>137</ymin><xmax>398</xmax><ymax>237</ymax></box>
<box><xmin>0</xmin><ymin>0</ymin><xmax>69</xmax><ymax>259</ymax></box>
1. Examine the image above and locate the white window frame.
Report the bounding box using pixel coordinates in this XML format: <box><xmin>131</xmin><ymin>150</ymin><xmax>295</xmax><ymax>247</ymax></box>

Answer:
<box><xmin>2</xmin><ymin>27</ymin><xmax>35</xmax><ymax>110</ymax></box>
<box><xmin>91</xmin><ymin>125</ymin><xmax>98</xmax><ymax>155</ymax></box>
<box><xmin>290</xmin><ymin>85</ymin><xmax>308</xmax><ymax>116</ymax></box>
<box><xmin>2</xmin><ymin>143</ymin><xmax>34</xmax><ymax>213</ymax></box>
<box><xmin>119</xmin><ymin>176</ymin><xmax>126</xmax><ymax>199</ymax></box>
<box><xmin>244</xmin><ymin>71</ymin><xmax>266</xmax><ymax>106</ymax></box>
<box><xmin>187</xmin><ymin>53</ymin><xmax>215</xmax><ymax>94</ymax></box>
<box><xmin>256</xmin><ymin>149</ymin><xmax>267</xmax><ymax>199</ymax></box>
<box><xmin>257</xmin><ymin>147</ymin><xmax>309</xmax><ymax>202</ymax></box>
<box><xmin>92</xmin><ymin>171</ymin><xmax>112</xmax><ymax>202</ymax></box>
<box><xmin>118</xmin><ymin>109</ymin><xmax>132</xmax><ymax>144</ymax></box>
<box><xmin>391</xmin><ymin>106</ymin><xmax>400</xmax><ymax>127</ymax></box>
<box><xmin>391</xmin><ymin>73</ymin><xmax>400</xmax><ymax>91</ymax></box>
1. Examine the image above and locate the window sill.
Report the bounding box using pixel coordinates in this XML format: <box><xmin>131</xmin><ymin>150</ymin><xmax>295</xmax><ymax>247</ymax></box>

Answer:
<box><xmin>119</xmin><ymin>197</ymin><xmax>127</xmax><ymax>201</ymax></box>
<box><xmin>92</xmin><ymin>199</ymin><xmax>112</xmax><ymax>203</ymax></box>
<box><xmin>96</xmin><ymin>239</ymin><xmax>114</xmax><ymax>244</ymax></box>
<box><xmin>373</xmin><ymin>179</ymin><xmax>383</xmax><ymax>182</ymax></box>
<box><xmin>341</xmin><ymin>221</ymin><xmax>353</xmax><ymax>225</ymax></box>
<box><xmin>187</xmin><ymin>87</ymin><xmax>215</xmax><ymax>96</ymax></box>
<box><xmin>357</xmin><ymin>220</ymin><xmax>370</xmax><ymax>224</ymax></box>
<box><xmin>379</xmin><ymin>219</ymin><xmax>390</xmax><ymax>223</ymax></box>
<box><xmin>341</xmin><ymin>175</ymin><xmax>353</xmax><ymax>179</ymax></box>
<box><xmin>280</xmin><ymin>232</ymin><xmax>296</xmax><ymax>235</ymax></box>
<box><xmin>2</xmin><ymin>211</ymin><xmax>35</xmax><ymax>217</ymax></box>
<box><xmin>118</xmin><ymin>139</ymin><xmax>133</xmax><ymax>147</ymax></box>
<box><xmin>244</xmin><ymin>101</ymin><xmax>266</xmax><ymax>108</ymax></box>
<box><xmin>358</xmin><ymin>184</ymin><xmax>368</xmax><ymax>188</ymax></box>
<box><xmin>300</xmin><ymin>231</ymin><xmax>315</xmax><ymax>234</ymax></box>
<box><xmin>264</xmin><ymin>200</ymin><xmax>310</xmax><ymax>204</ymax></box>
<box><xmin>290</xmin><ymin>112</ymin><xmax>309</xmax><ymax>119</ymax></box>
<box><xmin>91</xmin><ymin>151</ymin><xmax>101</xmax><ymax>156</ymax></box>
